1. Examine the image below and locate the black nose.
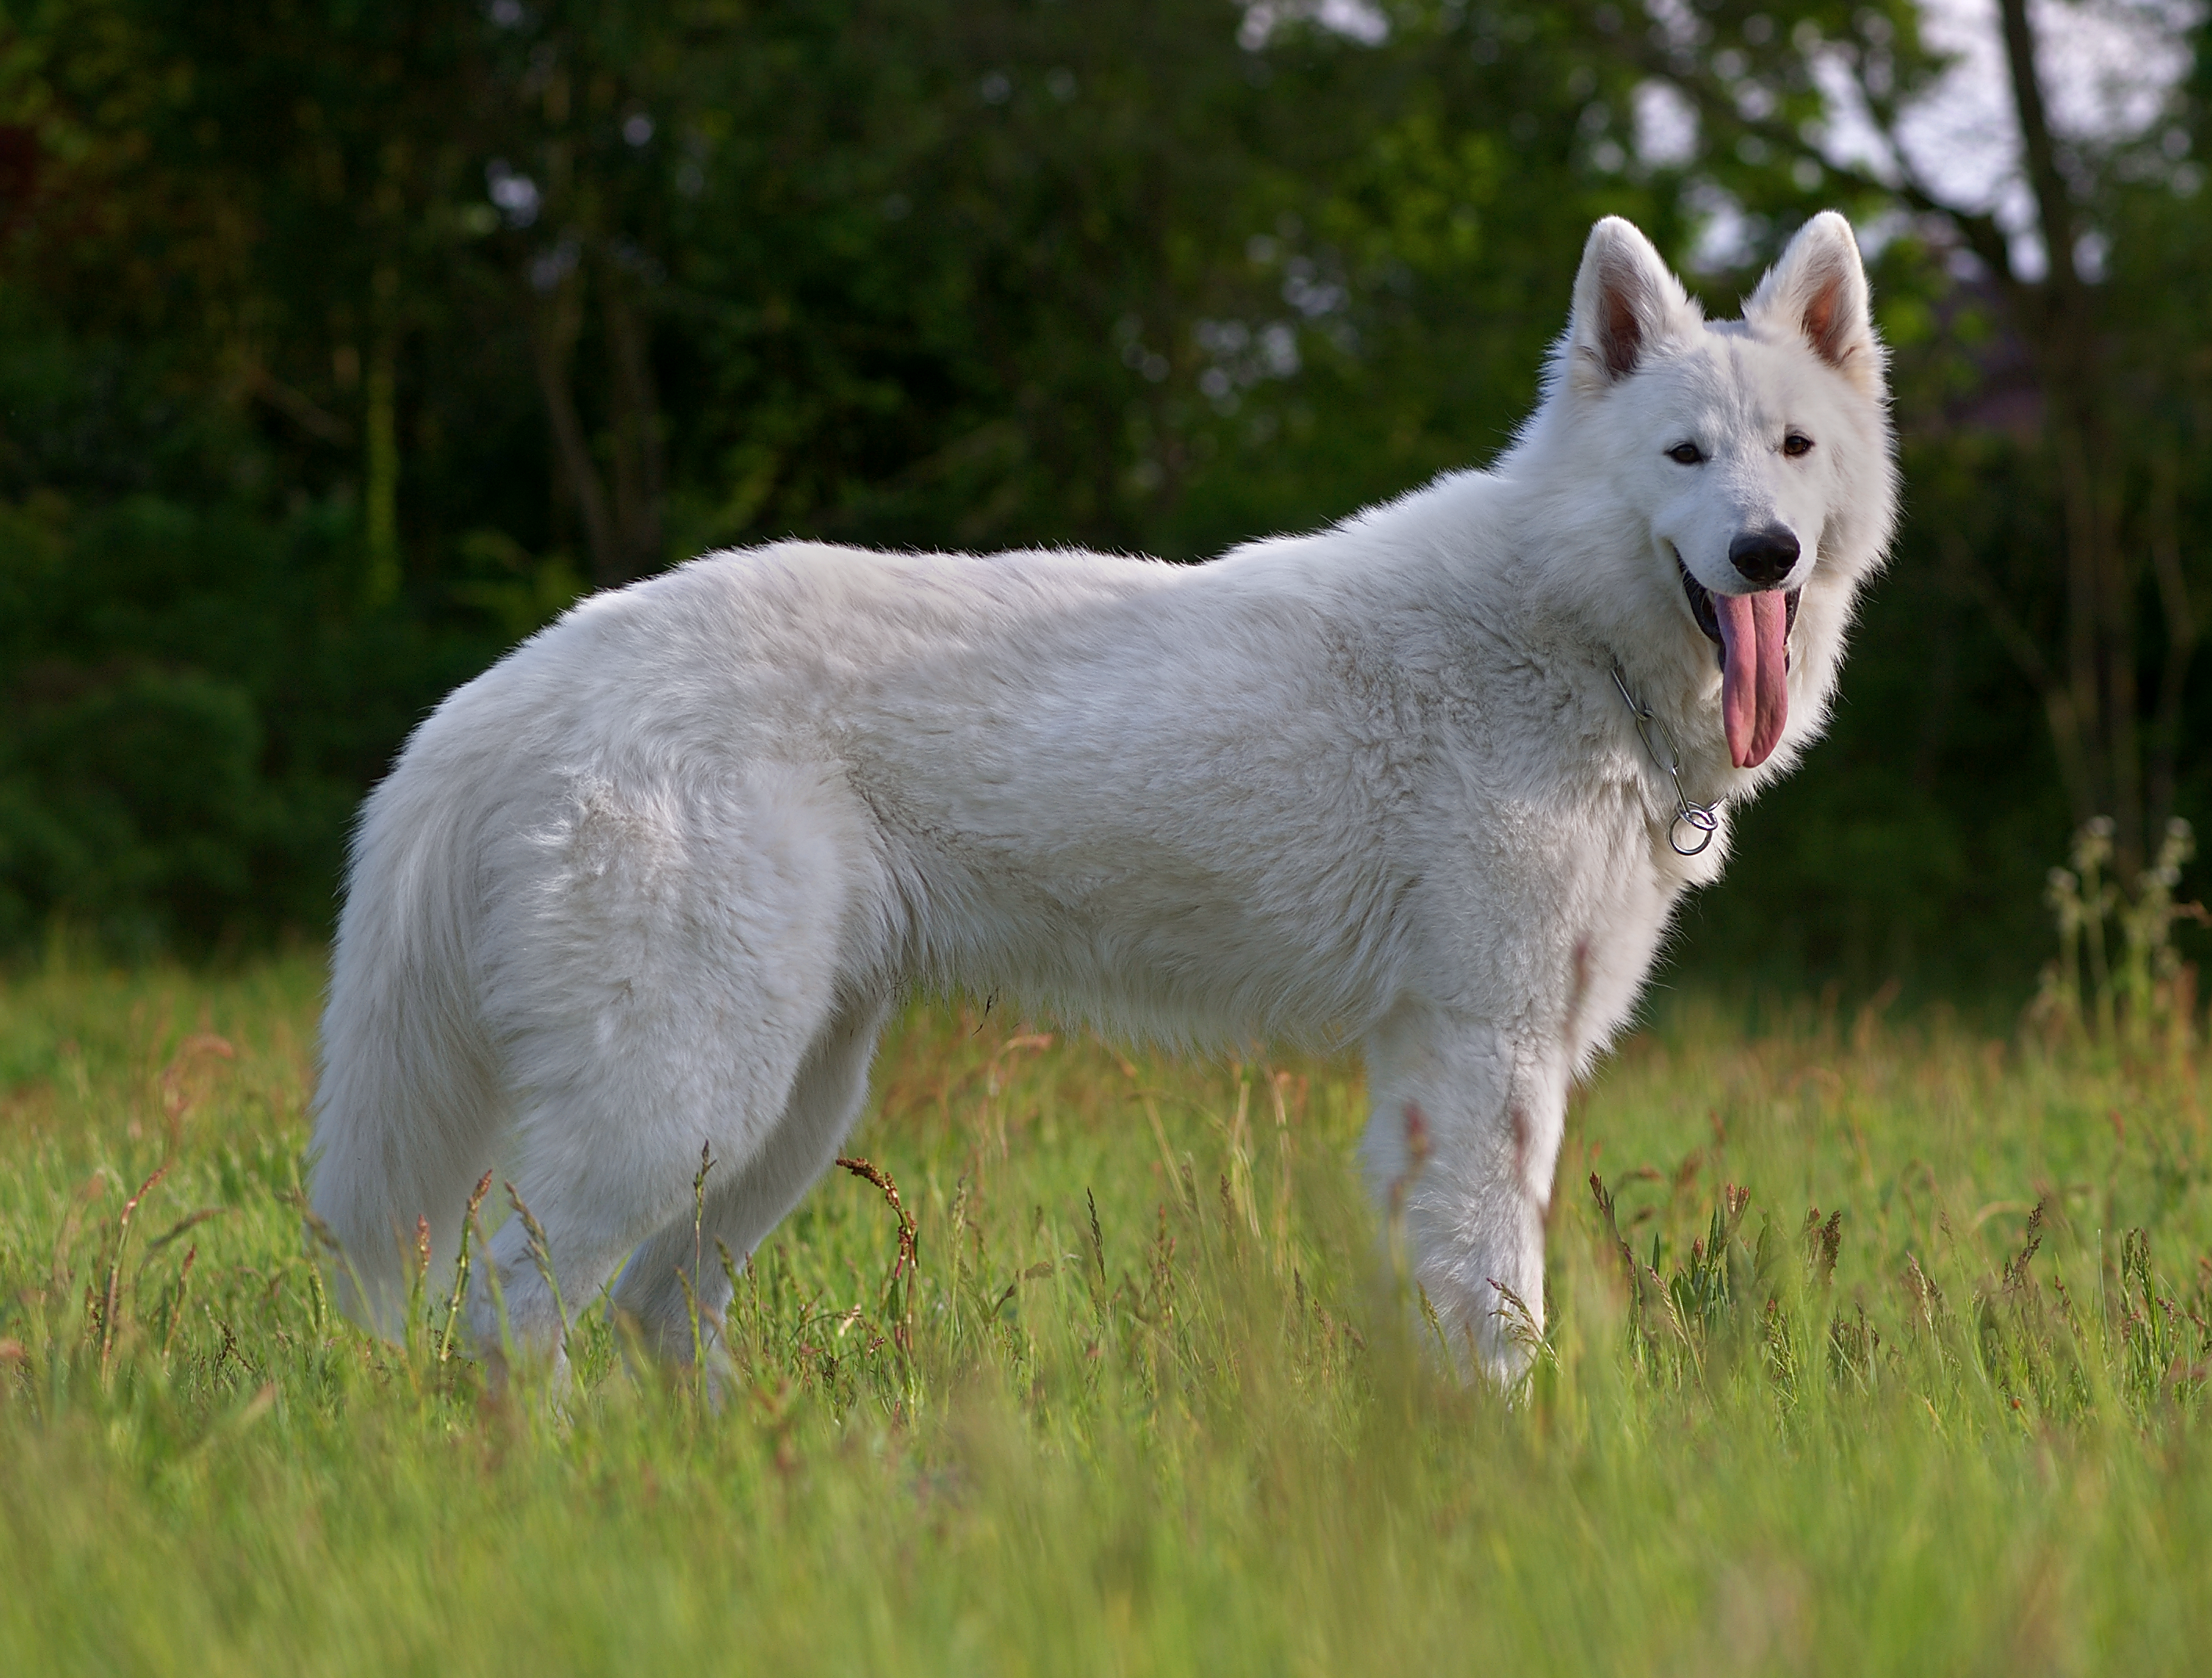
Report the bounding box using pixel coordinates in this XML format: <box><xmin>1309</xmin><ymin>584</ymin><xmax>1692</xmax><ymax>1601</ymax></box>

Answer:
<box><xmin>1729</xmin><ymin>526</ymin><xmax>1800</xmax><ymax>587</ymax></box>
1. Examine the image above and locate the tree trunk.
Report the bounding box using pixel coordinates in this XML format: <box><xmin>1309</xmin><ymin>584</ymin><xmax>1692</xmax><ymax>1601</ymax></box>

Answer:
<box><xmin>530</xmin><ymin>268</ymin><xmax>621</xmax><ymax>590</ymax></box>
<box><xmin>2146</xmin><ymin>446</ymin><xmax>2198</xmax><ymax>839</ymax></box>
<box><xmin>602</xmin><ymin>275</ymin><xmax>665</xmax><ymax>582</ymax></box>
<box><xmin>1997</xmin><ymin>0</ymin><xmax>2146</xmax><ymax>875</ymax></box>
<box><xmin>363</xmin><ymin>267</ymin><xmax>402</xmax><ymax>608</ymax></box>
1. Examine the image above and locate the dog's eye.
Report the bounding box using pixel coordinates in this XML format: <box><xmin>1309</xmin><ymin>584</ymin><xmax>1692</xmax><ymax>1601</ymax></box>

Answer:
<box><xmin>1666</xmin><ymin>443</ymin><xmax>1703</xmax><ymax>465</ymax></box>
<box><xmin>1782</xmin><ymin>433</ymin><xmax>1814</xmax><ymax>458</ymax></box>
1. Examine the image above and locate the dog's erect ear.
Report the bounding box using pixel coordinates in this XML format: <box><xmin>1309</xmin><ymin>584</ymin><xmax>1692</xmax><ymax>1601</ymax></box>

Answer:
<box><xmin>1566</xmin><ymin>217</ymin><xmax>1699</xmax><ymax>393</ymax></box>
<box><xmin>1746</xmin><ymin>211</ymin><xmax>1883</xmax><ymax>395</ymax></box>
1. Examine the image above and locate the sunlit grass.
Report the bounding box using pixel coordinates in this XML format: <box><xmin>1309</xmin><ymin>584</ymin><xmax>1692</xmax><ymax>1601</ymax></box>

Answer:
<box><xmin>3</xmin><ymin>954</ymin><xmax>2210</xmax><ymax>1674</ymax></box>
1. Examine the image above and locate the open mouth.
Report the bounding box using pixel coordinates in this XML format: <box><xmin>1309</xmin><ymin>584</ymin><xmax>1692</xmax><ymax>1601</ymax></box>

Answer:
<box><xmin>1677</xmin><ymin>553</ymin><xmax>1799</xmax><ymax>661</ymax></box>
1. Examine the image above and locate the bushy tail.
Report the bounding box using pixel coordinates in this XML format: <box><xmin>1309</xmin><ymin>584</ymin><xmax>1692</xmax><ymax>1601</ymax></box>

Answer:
<box><xmin>310</xmin><ymin>764</ymin><xmax>505</xmax><ymax>1338</ymax></box>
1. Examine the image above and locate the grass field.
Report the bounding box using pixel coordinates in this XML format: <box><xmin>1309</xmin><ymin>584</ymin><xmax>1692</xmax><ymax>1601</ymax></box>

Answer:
<box><xmin>3</xmin><ymin>953</ymin><xmax>2210</xmax><ymax>1674</ymax></box>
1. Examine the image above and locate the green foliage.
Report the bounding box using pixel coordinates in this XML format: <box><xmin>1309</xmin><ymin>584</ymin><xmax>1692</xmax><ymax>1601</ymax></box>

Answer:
<box><xmin>0</xmin><ymin>0</ymin><xmax>1681</xmax><ymax>954</ymax></box>
<box><xmin>0</xmin><ymin>2</ymin><xmax>2207</xmax><ymax>991</ymax></box>
<box><xmin>8</xmin><ymin>961</ymin><xmax>2212</xmax><ymax>1669</ymax></box>
<box><xmin>0</xmin><ymin>487</ymin><xmax>487</xmax><ymax>947</ymax></box>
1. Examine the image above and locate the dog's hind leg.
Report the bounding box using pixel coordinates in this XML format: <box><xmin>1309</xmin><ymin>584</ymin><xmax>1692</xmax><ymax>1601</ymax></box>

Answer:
<box><xmin>1360</xmin><ymin>1001</ymin><xmax>1570</xmax><ymax>1384</ymax></box>
<box><xmin>466</xmin><ymin>767</ymin><xmax>887</xmax><ymax>1371</ymax></box>
<box><xmin>473</xmin><ymin>981</ymin><xmax>853</xmax><ymax>1373</ymax></box>
<box><xmin>607</xmin><ymin>994</ymin><xmax>894</xmax><ymax>1364</ymax></box>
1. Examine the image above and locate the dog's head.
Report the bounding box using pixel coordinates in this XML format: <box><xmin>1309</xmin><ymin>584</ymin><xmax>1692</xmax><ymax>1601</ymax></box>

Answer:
<box><xmin>1543</xmin><ymin>213</ymin><xmax>1896</xmax><ymax>771</ymax></box>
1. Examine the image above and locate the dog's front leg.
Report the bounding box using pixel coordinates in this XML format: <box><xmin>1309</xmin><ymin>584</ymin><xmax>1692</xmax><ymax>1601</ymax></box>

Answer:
<box><xmin>1360</xmin><ymin>1001</ymin><xmax>1568</xmax><ymax>1384</ymax></box>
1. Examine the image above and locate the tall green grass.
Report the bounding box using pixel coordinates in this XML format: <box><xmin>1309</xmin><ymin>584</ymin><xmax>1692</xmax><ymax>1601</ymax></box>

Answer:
<box><xmin>3</xmin><ymin>955</ymin><xmax>2210</xmax><ymax>1674</ymax></box>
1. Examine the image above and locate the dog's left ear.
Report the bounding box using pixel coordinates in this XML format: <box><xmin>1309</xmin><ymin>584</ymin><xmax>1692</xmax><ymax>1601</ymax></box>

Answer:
<box><xmin>1746</xmin><ymin>211</ymin><xmax>1884</xmax><ymax>397</ymax></box>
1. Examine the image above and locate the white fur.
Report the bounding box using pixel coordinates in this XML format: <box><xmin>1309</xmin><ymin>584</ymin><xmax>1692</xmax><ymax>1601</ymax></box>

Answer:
<box><xmin>311</xmin><ymin>214</ymin><xmax>1896</xmax><ymax>1377</ymax></box>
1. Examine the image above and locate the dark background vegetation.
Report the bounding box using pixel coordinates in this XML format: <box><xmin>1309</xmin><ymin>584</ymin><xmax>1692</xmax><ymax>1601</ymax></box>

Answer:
<box><xmin>1</xmin><ymin>0</ymin><xmax>2207</xmax><ymax>1000</ymax></box>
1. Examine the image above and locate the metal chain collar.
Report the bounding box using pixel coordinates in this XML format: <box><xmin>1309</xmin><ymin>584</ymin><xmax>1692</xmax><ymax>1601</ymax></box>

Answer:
<box><xmin>1610</xmin><ymin>663</ymin><xmax>1721</xmax><ymax>857</ymax></box>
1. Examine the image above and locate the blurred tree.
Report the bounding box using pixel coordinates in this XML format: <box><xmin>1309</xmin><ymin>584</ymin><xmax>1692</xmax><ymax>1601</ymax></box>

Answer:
<box><xmin>0</xmin><ymin>0</ymin><xmax>1672</xmax><ymax>947</ymax></box>
<box><xmin>2</xmin><ymin>0</ymin><xmax>2200</xmax><ymax>991</ymax></box>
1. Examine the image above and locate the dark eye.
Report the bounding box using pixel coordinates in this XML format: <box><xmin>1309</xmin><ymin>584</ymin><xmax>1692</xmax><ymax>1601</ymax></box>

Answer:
<box><xmin>1782</xmin><ymin>433</ymin><xmax>1814</xmax><ymax>458</ymax></box>
<box><xmin>1666</xmin><ymin>443</ymin><xmax>1703</xmax><ymax>465</ymax></box>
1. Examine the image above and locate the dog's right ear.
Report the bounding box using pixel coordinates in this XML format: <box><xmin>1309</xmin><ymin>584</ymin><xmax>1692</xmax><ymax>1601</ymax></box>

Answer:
<box><xmin>1566</xmin><ymin>217</ymin><xmax>1699</xmax><ymax>394</ymax></box>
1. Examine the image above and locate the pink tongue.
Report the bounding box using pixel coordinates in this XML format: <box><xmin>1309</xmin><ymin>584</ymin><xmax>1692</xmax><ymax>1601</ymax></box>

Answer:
<box><xmin>1714</xmin><ymin>591</ymin><xmax>1789</xmax><ymax>767</ymax></box>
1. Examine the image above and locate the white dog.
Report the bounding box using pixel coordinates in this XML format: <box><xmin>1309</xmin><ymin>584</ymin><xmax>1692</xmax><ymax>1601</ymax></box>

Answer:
<box><xmin>311</xmin><ymin>213</ymin><xmax>1894</xmax><ymax>1377</ymax></box>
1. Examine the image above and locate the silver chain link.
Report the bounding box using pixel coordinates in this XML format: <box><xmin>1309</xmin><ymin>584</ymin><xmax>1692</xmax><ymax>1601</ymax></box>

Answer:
<box><xmin>1610</xmin><ymin>664</ymin><xmax>1721</xmax><ymax>857</ymax></box>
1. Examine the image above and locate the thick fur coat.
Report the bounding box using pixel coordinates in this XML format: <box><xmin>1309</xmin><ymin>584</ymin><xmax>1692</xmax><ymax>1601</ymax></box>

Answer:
<box><xmin>311</xmin><ymin>213</ymin><xmax>1897</xmax><ymax>1376</ymax></box>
